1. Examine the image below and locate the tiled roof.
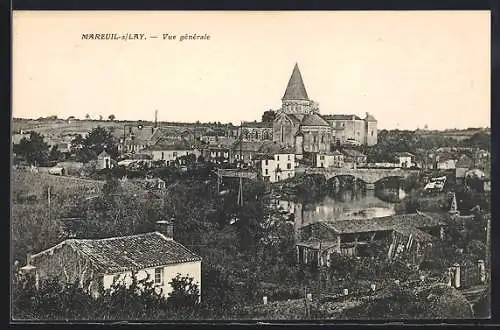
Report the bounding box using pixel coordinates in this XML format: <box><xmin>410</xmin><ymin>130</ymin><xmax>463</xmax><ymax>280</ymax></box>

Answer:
<box><xmin>301</xmin><ymin>113</ymin><xmax>330</xmax><ymax>127</ymax></box>
<box><xmin>282</xmin><ymin>63</ymin><xmax>309</xmax><ymax>101</ymax></box>
<box><xmin>149</xmin><ymin>139</ymin><xmax>194</xmax><ymax>151</ymax></box>
<box><xmin>258</xmin><ymin>141</ymin><xmax>294</xmax><ymax>154</ymax></box>
<box><xmin>392</xmin><ymin>224</ymin><xmax>436</xmax><ymax>243</ymax></box>
<box><xmin>31</xmin><ymin>232</ymin><xmax>201</xmax><ymax>274</ymax></box>
<box><xmin>323</xmin><ymin>114</ymin><xmax>362</xmax><ymax>121</ymax></box>
<box><xmin>312</xmin><ymin>213</ymin><xmax>444</xmax><ymax>234</ymax></box>
<box><xmin>207</xmin><ymin>137</ymin><xmax>236</xmax><ymax>148</ymax></box>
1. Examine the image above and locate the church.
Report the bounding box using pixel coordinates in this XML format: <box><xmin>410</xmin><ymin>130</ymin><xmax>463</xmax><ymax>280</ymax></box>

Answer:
<box><xmin>272</xmin><ymin>63</ymin><xmax>378</xmax><ymax>159</ymax></box>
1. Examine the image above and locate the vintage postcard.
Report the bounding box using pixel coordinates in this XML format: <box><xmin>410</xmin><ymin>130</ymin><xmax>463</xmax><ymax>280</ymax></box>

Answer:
<box><xmin>11</xmin><ymin>10</ymin><xmax>491</xmax><ymax>321</ymax></box>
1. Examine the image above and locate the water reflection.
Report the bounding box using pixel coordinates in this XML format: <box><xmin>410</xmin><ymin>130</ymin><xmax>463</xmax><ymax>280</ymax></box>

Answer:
<box><xmin>276</xmin><ymin>188</ymin><xmax>404</xmax><ymax>230</ymax></box>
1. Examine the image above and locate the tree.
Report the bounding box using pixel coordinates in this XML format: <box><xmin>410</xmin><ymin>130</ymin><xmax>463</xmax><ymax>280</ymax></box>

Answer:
<box><xmin>262</xmin><ymin>110</ymin><xmax>276</xmax><ymax>123</ymax></box>
<box><xmin>108</xmin><ymin>114</ymin><xmax>116</xmax><ymax>121</ymax></box>
<box><xmin>98</xmin><ymin>115</ymin><xmax>103</xmax><ymax>121</ymax></box>
<box><xmin>85</xmin><ymin>114</ymin><xmax>91</xmax><ymax>120</ymax></box>
<box><xmin>84</xmin><ymin>126</ymin><xmax>119</xmax><ymax>159</ymax></box>
<box><xmin>462</xmin><ymin>132</ymin><xmax>490</xmax><ymax>151</ymax></box>
<box><xmin>48</xmin><ymin>145</ymin><xmax>63</xmax><ymax>162</ymax></box>
<box><xmin>12</xmin><ymin>131</ymin><xmax>50</xmax><ymax>166</ymax></box>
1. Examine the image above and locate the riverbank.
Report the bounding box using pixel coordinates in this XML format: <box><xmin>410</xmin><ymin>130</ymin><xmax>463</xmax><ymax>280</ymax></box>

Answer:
<box><xmin>394</xmin><ymin>189</ymin><xmax>451</xmax><ymax>214</ymax></box>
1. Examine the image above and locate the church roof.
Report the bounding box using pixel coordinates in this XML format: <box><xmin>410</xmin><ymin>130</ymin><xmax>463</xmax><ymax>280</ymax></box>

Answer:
<box><xmin>364</xmin><ymin>112</ymin><xmax>377</xmax><ymax>122</ymax></box>
<box><xmin>275</xmin><ymin>111</ymin><xmax>302</xmax><ymax>124</ymax></box>
<box><xmin>301</xmin><ymin>113</ymin><xmax>330</xmax><ymax>126</ymax></box>
<box><xmin>282</xmin><ymin>63</ymin><xmax>309</xmax><ymax>101</ymax></box>
<box><xmin>323</xmin><ymin>114</ymin><xmax>362</xmax><ymax>121</ymax></box>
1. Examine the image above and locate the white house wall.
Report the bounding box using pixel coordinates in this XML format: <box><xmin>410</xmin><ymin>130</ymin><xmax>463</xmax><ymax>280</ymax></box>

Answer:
<box><xmin>102</xmin><ymin>261</ymin><xmax>202</xmax><ymax>300</ymax></box>
<box><xmin>261</xmin><ymin>153</ymin><xmax>295</xmax><ymax>182</ymax></box>
<box><xmin>151</xmin><ymin>150</ymin><xmax>201</xmax><ymax>162</ymax></box>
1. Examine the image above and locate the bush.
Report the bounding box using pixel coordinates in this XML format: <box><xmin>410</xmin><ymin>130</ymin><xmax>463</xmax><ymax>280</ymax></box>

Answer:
<box><xmin>167</xmin><ymin>274</ymin><xmax>200</xmax><ymax>308</ymax></box>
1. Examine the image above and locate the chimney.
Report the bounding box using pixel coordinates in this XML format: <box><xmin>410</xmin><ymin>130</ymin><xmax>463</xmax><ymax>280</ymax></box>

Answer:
<box><xmin>156</xmin><ymin>219</ymin><xmax>174</xmax><ymax>239</ymax></box>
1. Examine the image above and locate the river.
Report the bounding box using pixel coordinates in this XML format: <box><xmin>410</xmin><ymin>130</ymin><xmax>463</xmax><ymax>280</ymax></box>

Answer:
<box><xmin>276</xmin><ymin>188</ymin><xmax>406</xmax><ymax>230</ymax></box>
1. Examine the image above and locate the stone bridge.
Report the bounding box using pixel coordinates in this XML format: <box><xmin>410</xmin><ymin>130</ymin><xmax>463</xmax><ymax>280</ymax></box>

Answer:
<box><xmin>301</xmin><ymin>167</ymin><xmax>420</xmax><ymax>184</ymax></box>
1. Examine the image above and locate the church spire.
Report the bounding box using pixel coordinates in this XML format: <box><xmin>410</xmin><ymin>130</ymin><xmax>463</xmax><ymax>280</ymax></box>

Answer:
<box><xmin>282</xmin><ymin>63</ymin><xmax>309</xmax><ymax>101</ymax></box>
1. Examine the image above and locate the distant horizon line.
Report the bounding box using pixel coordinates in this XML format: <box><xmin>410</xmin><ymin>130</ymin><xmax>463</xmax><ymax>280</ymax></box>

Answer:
<box><xmin>12</xmin><ymin>116</ymin><xmax>490</xmax><ymax>132</ymax></box>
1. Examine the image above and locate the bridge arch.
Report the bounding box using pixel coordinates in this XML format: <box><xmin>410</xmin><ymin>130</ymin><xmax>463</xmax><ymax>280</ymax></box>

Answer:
<box><xmin>303</xmin><ymin>168</ymin><xmax>419</xmax><ymax>185</ymax></box>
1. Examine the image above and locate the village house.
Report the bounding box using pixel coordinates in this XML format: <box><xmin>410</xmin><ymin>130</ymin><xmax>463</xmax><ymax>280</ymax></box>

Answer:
<box><xmin>146</xmin><ymin>139</ymin><xmax>201</xmax><ymax>166</ymax></box>
<box><xmin>435</xmin><ymin>153</ymin><xmax>457</xmax><ymax>170</ymax></box>
<box><xmin>394</xmin><ymin>152</ymin><xmax>415</xmax><ymax>168</ymax></box>
<box><xmin>201</xmin><ymin>137</ymin><xmax>235</xmax><ymax>164</ymax></box>
<box><xmin>341</xmin><ymin>149</ymin><xmax>367</xmax><ymax>168</ymax></box>
<box><xmin>21</xmin><ymin>226</ymin><xmax>202</xmax><ymax>300</ymax></box>
<box><xmin>118</xmin><ymin>125</ymin><xmax>156</xmax><ymax>154</ymax></box>
<box><xmin>315</xmin><ymin>150</ymin><xmax>344</xmax><ymax>168</ymax></box>
<box><xmin>455</xmin><ymin>154</ymin><xmax>475</xmax><ymax>183</ymax></box>
<box><xmin>257</xmin><ymin>147</ymin><xmax>296</xmax><ymax>183</ymax></box>
<box><xmin>231</xmin><ymin>140</ymin><xmax>266</xmax><ymax>166</ymax></box>
<box><xmin>96</xmin><ymin>151</ymin><xmax>115</xmax><ymax>170</ymax></box>
<box><xmin>296</xmin><ymin>213</ymin><xmax>446</xmax><ymax>267</ymax></box>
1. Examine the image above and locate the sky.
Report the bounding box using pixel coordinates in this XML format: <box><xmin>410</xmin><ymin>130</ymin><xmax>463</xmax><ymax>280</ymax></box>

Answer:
<box><xmin>12</xmin><ymin>11</ymin><xmax>490</xmax><ymax>130</ymax></box>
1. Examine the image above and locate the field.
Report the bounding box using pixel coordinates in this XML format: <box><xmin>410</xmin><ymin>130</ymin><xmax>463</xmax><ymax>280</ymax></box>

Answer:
<box><xmin>12</xmin><ymin>169</ymin><xmax>106</xmax><ymax>262</ymax></box>
<box><xmin>12</xmin><ymin>118</ymin><xmax>212</xmax><ymax>141</ymax></box>
<box><xmin>11</xmin><ymin>169</ymin><xmax>105</xmax><ymax>203</ymax></box>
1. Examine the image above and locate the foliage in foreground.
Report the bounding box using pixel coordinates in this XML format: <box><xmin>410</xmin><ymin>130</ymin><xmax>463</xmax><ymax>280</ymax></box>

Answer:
<box><xmin>12</xmin><ymin>271</ymin><xmax>201</xmax><ymax>321</ymax></box>
<box><xmin>341</xmin><ymin>284</ymin><xmax>473</xmax><ymax>320</ymax></box>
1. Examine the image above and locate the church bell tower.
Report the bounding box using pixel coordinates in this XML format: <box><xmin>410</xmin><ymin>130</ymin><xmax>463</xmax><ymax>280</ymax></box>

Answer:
<box><xmin>281</xmin><ymin>63</ymin><xmax>312</xmax><ymax>119</ymax></box>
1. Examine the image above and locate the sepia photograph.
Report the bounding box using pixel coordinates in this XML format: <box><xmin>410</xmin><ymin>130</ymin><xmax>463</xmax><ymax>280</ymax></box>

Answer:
<box><xmin>11</xmin><ymin>10</ymin><xmax>491</xmax><ymax>321</ymax></box>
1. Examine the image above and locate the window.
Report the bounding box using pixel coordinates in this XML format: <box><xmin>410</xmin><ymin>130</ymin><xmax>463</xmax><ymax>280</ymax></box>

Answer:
<box><xmin>265</xmin><ymin>159</ymin><xmax>268</xmax><ymax>166</ymax></box>
<box><xmin>265</xmin><ymin>169</ymin><xmax>268</xmax><ymax>175</ymax></box>
<box><xmin>277</xmin><ymin>155</ymin><xmax>280</xmax><ymax>161</ymax></box>
<box><xmin>281</xmin><ymin>126</ymin><xmax>284</xmax><ymax>143</ymax></box>
<box><xmin>288</xmin><ymin>173</ymin><xmax>291</xmax><ymax>177</ymax></box>
<box><xmin>113</xmin><ymin>274</ymin><xmax>120</xmax><ymax>284</ymax></box>
<box><xmin>321</xmin><ymin>135</ymin><xmax>324</xmax><ymax>143</ymax></box>
<box><xmin>173</xmin><ymin>152</ymin><xmax>178</xmax><ymax>157</ymax></box>
<box><xmin>155</xmin><ymin>268</ymin><xmax>163</xmax><ymax>284</ymax></box>
<box><xmin>371</xmin><ymin>131</ymin><xmax>374</xmax><ymax>136</ymax></box>
<box><xmin>287</xmin><ymin>155</ymin><xmax>291</xmax><ymax>161</ymax></box>
<box><xmin>287</xmin><ymin>163</ymin><xmax>291</xmax><ymax>169</ymax></box>
<box><xmin>313</xmin><ymin>135</ymin><xmax>316</xmax><ymax>143</ymax></box>
<box><xmin>320</xmin><ymin>156</ymin><xmax>324</xmax><ymax>160</ymax></box>
<box><xmin>161</xmin><ymin>152</ymin><xmax>164</xmax><ymax>160</ymax></box>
